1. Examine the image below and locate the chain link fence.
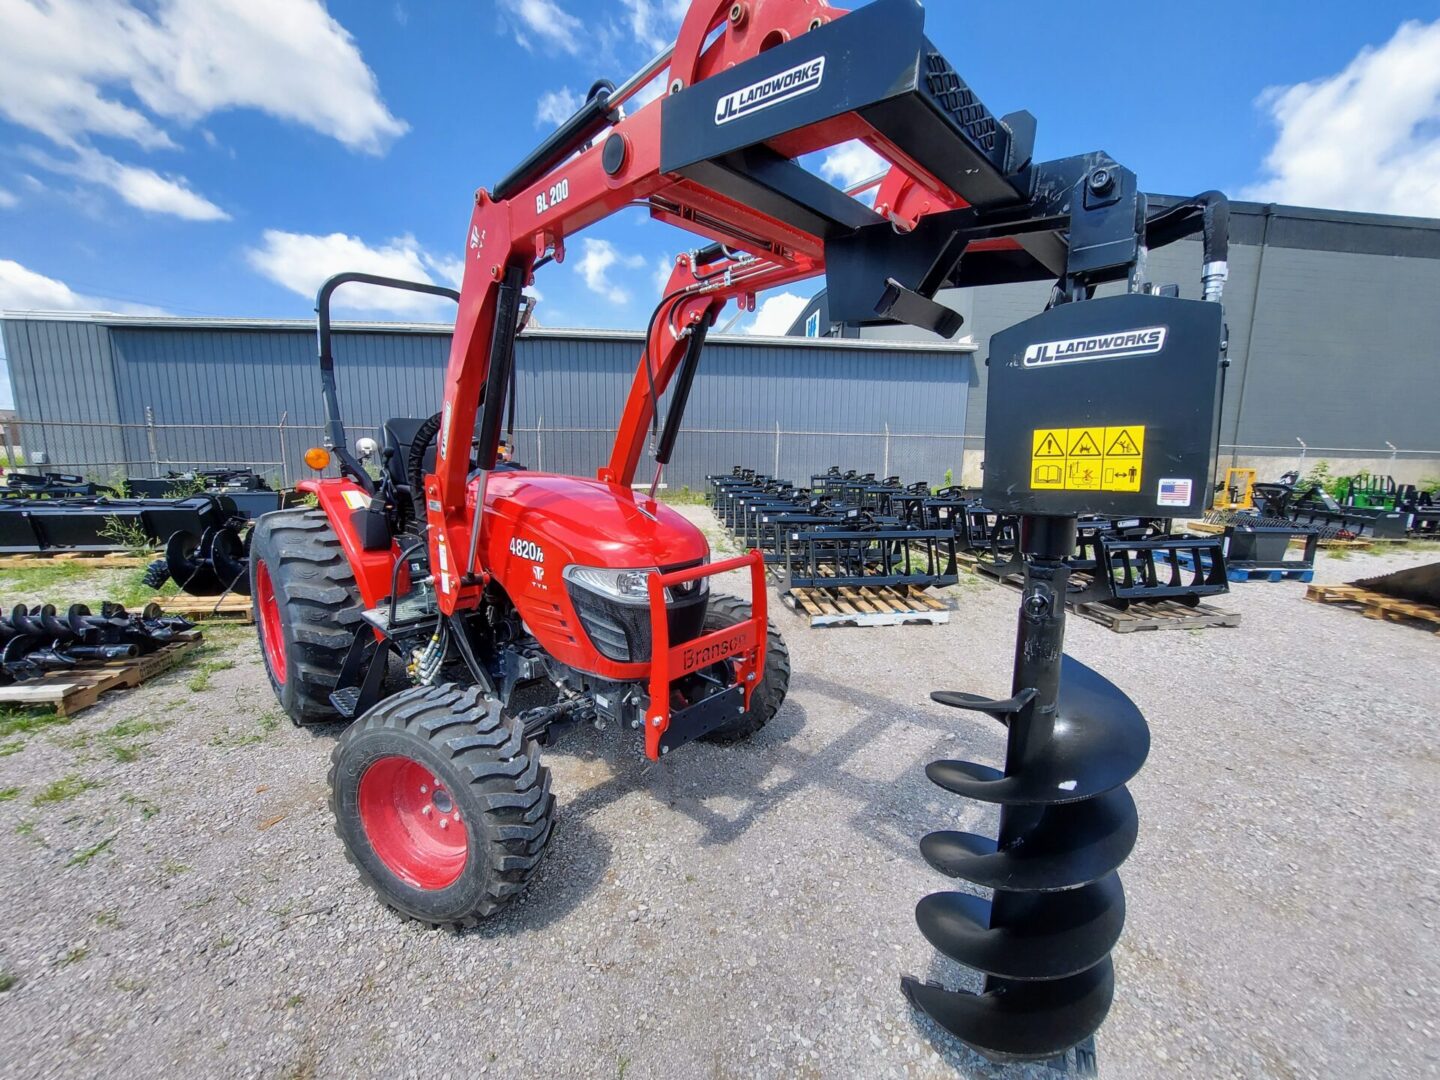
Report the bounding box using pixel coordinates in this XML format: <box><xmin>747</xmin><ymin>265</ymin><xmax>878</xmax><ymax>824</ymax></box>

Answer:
<box><xmin>5</xmin><ymin>413</ymin><xmax>1438</xmax><ymax>492</ymax></box>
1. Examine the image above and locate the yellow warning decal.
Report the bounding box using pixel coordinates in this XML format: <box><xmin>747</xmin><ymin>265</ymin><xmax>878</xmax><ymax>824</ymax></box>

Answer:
<box><xmin>341</xmin><ymin>490</ymin><xmax>371</xmax><ymax>510</ymax></box>
<box><xmin>1030</xmin><ymin>425</ymin><xmax>1146</xmax><ymax>493</ymax></box>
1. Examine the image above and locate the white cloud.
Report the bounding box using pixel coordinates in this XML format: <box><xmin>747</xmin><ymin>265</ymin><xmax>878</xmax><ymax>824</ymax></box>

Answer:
<box><xmin>653</xmin><ymin>255</ymin><xmax>676</xmax><ymax>294</ymax></box>
<box><xmin>0</xmin><ymin>0</ymin><xmax>406</xmax><ymax>154</ymax></box>
<box><xmin>1244</xmin><ymin>18</ymin><xmax>1440</xmax><ymax>215</ymax></box>
<box><xmin>574</xmin><ymin>238</ymin><xmax>645</xmax><ymax>304</ymax></box>
<box><xmin>746</xmin><ymin>292</ymin><xmax>808</xmax><ymax>337</ymax></box>
<box><xmin>245</xmin><ymin>231</ymin><xmax>462</xmax><ymax>316</ymax></box>
<box><xmin>620</xmin><ymin>0</ymin><xmax>688</xmax><ymax>51</ymax></box>
<box><xmin>0</xmin><ymin>189</ymin><xmax>17</xmax><ymax>209</ymax></box>
<box><xmin>820</xmin><ymin>142</ymin><xmax>889</xmax><ymax>191</ymax></box>
<box><xmin>0</xmin><ymin>257</ymin><xmax>165</xmax><ymax>313</ymax></box>
<box><xmin>498</xmin><ymin>0</ymin><xmax>583</xmax><ymax>55</ymax></box>
<box><xmin>0</xmin><ymin>259</ymin><xmax>86</xmax><ymax>311</ymax></box>
<box><xmin>536</xmin><ymin>87</ymin><xmax>582</xmax><ymax>128</ymax></box>
<box><xmin>28</xmin><ymin>146</ymin><xmax>228</xmax><ymax>221</ymax></box>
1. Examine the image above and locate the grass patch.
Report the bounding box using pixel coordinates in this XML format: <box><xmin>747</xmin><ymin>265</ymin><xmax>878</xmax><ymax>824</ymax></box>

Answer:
<box><xmin>161</xmin><ymin>859</ymin><xmax>191</xmax><ymax>877</ymax></box>
<box><xmin>658</xmin><ymin>486</ymin><xmax>708</xmax><ymax>506</ymax></box>
<box><xmin>212</xmin><ymin>710</ymin><xmax>281</xmax><ymax>749</ymax></box>
<box><xmin>0</xmin><ymin>707</ymin><xmax>69</xmax><ymax>741</ymax></box>
<box><xmin>108</xmin><ymin>743</ymin><xmax>144</xmax><ymax>763</ymax></box>
<box><xmin>283</xmin><ymin>993</ymin><xmax>304</xmax><ymax>1009</ymax></box>
<box><xmin>113</xmin><ymin>975</ymin><xmax>144</xmax><ymax>994</ymax></box>
<box><xmin>57</xmin><ymin>946</ymin><xmax>88</xmax><ymax>968</ymax></box>
<box><xmin>0</xmin><ymin>786</ymin><xmax>20</xmax><ymax>802</ymax></box>
<box><xmin>186</xmin><ymin>657</ymin><xmax>236</xmax><ymax>693</ymax></box>
<box><xmin>98</xmin><ymin>516</ymin><xmax>158</xmax><ymax>558</ymax></box>
<box><xmin>33</xmin><ymin>774</ymin><xmax>99</xmax><ymax>806</ymax></box>
<box><xmin>66</xmin><ymin>836</ymin><xmax>115</xmax><ymax>868</ymax></box>
<box><xmin>15</xmin><ymin>820</ymin><xmax>45</xmax><ymax>845</ymax></box>
<box><xmin>121</xmin><ymin>793</ymin><xmax>159</xmax><ymax>820</ymax></box>
<box><xmin>113</xmin><ymin>577</ymin><xmax>178</xmax><ymax>612</ymax></box>
<box><xmin>0</xmin><ymin>560</ymin><xmax>96</xmax><ymax>595</ymax></box>
<box><xmin>106</xmin><ymin>717</ymin><xmax>173</xmax><ymax>740</ymax></box>
<box><xmin>94</xmin><ymin>909</ymin><xmax>122</xmax><ymax>928</ymax></box>
<box><xmin>0</xmin><ymin>740</ymin><xmax>23</xmax><ymax>757</ymax></box>
<box><xmin>0</xmin><ymin>971</ymin><xmax>17</xmax><ymax>992</ymax></box>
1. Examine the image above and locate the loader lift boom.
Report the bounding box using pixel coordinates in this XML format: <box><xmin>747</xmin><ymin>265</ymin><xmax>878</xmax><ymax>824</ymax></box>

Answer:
<box><xmin>394</xmin><ymin>0</ymin><xmax>1224</xmax><ymax>616</ymax></box>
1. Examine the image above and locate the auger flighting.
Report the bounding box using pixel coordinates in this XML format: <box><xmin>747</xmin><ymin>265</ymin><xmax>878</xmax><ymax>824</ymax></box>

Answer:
<box><xmin>902</xmin><ymin>187</ymin><xmax>1232</xmax><ymax>1062</ymax></box>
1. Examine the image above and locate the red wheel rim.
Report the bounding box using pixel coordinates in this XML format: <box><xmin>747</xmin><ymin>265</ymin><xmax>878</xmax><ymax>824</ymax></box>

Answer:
<box><xmin>357</xmin><ymin>757</ymin><xmax>468</xmax><ymax>890</ymax></box>
<box><xmin>254</xmin><ymin>559</ymin><xmax>286</xmax><ymax>685</ymax></box>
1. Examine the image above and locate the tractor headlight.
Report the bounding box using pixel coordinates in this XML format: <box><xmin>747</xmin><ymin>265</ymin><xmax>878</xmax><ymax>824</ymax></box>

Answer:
<box><xmin>562</xmin><ymin>563</ymin><xmax>710</xmax><ymax>605</ymax></box>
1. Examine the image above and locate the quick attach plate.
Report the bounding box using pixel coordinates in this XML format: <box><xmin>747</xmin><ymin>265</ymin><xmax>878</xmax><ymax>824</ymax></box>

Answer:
<box><xmin>982</xmin><ymin>293</ymin><xmax>1224</xmax><ymax>518</ymax></box>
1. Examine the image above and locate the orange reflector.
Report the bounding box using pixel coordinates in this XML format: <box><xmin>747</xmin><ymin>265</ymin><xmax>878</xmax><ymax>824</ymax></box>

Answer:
<box><xmin>304</xmin><ymin>447</ymin><xmax>331</xmax><ymax>471</ymax></box>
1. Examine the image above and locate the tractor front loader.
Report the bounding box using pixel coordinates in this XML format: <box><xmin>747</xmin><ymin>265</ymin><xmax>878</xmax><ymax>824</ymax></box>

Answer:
<box><xmin>249</xmin><ymin>0</ymin><xmax>1230</xmax><ymax>1062</ymax></box>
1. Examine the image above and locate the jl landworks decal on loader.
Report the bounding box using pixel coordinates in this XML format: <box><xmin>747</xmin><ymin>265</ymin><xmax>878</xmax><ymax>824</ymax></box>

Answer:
<box><xmin>715</xmin><ymin>57</ymin><xmax>825</xmax><ymax>125</ymax></box>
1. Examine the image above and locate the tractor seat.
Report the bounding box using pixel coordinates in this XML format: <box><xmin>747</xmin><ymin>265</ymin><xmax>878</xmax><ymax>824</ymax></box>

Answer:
<box><xmin>381</xmin><ymin>417</ymin><xmax>438</xmax><ymax>493</ymax></box>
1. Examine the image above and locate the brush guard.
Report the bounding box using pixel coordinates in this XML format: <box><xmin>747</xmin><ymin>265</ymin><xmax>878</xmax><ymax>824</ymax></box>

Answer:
<box><xmin>644</xmin><ymin>551</ymin><xmax>767</xmax><ymax>761</ymax></box>
<box><xmin>782</xmin><ymin>527</ymin><xmax>959</xmax><ymax>591</ymax></box>
<box><xmin>904</xmin><ymin>517</ymin><xmax>1149</xmax><ymax>1064</ymax></box>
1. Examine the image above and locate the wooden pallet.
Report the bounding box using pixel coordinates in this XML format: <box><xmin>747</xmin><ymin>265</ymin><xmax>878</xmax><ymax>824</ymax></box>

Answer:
<box><xmin>0</xmin><ymin>551</ymin><xmax>154</xmax><ymax>569</ymax></box>
<box><xmin>0</xmin><ymin>634</ymin><xmax>202</xmax><ymax>716</ymax></box>
<box><xmin>1073</xmin><ymin>597</ymin><xmax>1243</xmax><ymax>634</ymax></box>
<box><xmin>1304</xmin><ymin>584</ymin><xmax>1440</xmax><ymax>632</ymax></box>
<box><xmin>149</xmin><ymin>594</ymin><xmax>254</xmax><ymax>623</ymax></box>
<box><xmin>782</xmin><ymin>584</ymin><xmax>951</xmax><ymax>628</ymax></box>
<box><xmin>965</xmin><ymin>558</ymin><xmax>1242</xmax><ymax>634</ymax></box>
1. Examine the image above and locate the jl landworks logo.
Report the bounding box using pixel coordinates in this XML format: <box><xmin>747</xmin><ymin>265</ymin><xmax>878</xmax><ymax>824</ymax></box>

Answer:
<box><xmin>1022</xmin><ymin>326</ymin><xmax>1167</xmax><ymax>368</ymax></box>
<box><xmin>715</xmin><ymin>57</ymin><xmax>825</xmax><ymax>125</ymax></box>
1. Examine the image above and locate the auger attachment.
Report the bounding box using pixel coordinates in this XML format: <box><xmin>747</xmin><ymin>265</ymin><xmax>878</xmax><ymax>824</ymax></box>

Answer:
<box><xmin>162</xmin><ymin>524</ymin><xmax>252</xmax><ymax>596</ymax></box>
<box><xmin>903</xmin><ymin>516</ymin><xmax>1150</xmax><ymax>1064</ymax></box>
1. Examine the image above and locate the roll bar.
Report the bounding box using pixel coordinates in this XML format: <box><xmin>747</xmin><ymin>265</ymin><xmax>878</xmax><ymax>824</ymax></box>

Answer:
<box><xmin>314</xmin><ymin>272</ymin><xmax>460</xmax><ymax>491</ymax></box>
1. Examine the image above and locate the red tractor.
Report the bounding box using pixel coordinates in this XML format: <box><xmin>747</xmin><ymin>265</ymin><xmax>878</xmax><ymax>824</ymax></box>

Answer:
<box><xmin>247</xmin><ymin>0</ymin><xmax>1221</xmax><ymax>976</ymax></box>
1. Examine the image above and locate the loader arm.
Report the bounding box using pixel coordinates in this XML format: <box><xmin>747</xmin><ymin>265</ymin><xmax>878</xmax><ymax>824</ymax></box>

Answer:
<box><xmin>426</xmin><ymin>0</ymin><xmax>1227</xmax><ymax>616</ymax></box>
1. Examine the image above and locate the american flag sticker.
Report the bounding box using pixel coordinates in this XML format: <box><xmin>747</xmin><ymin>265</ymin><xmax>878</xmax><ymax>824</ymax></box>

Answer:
<box><xmin>1156</xmin><ymin>478</ymin><xmax>1194</xmax><ymax>507</ymax></box>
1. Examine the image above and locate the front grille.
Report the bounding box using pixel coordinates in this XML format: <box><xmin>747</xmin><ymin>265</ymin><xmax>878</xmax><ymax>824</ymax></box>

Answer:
<box><xmin>567</xmin><ymin>566</ymin><xmax>709</xmax><ymax>664</ymax></box>
<box><xmin>924</xmin><ymin>52</ymin><xmax>997</xmax><ymax>153</ymax></box>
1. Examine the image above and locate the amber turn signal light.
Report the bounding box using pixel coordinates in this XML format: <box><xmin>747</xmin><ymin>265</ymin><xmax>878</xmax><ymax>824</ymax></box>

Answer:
<box><xmin>304</xmin><ymin>447</ymin><xmax>331</xmax><ymax>471</ymax></box>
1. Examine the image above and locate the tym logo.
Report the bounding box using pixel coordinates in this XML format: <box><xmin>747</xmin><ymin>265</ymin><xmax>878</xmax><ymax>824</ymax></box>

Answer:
<box><xmin>1023</xmin><ymin>326</ymin><xmax>1168</xmax><ymax>368</ymax></box>
<box><xmin>715</xmin><ymin>57</ymin><xmax>825</xmax><ymax>125</ymax></box>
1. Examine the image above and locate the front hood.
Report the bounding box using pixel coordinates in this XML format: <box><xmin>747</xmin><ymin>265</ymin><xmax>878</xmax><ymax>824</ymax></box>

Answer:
<box><xmin>480</xmin><ymin>471</ymin><xmax>709</xmax><ymax>569</ymax></box>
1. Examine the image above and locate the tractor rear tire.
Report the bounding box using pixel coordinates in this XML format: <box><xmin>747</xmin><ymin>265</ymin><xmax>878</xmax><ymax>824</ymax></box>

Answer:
<box><xmin>329</xmin><ymin>683</ymin><xmax>555</xmax><ymax>927</ymax></box>
<box><xmin>250</xmin><ymin>508</ymin><xmax>365</xmax><ymax>726</ymax></box>
<box><xmin>698</xmin><ymin>594</ymin><xmax>790</xmax><ymax>745</ymax></box>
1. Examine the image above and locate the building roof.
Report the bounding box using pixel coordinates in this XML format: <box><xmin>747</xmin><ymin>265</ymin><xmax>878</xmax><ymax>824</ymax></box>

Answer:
<box><xmin>0</xmin><ymin>311</ymin><xmax>976</xmax><ymax>353</ymax></box>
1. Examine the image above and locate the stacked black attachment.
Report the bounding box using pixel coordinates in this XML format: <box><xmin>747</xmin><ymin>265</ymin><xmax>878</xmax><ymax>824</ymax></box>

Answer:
<box><xmin>902</xmin><ymin>516</ymin><xmax>1150</xmax><ymax>1063</ymax></box>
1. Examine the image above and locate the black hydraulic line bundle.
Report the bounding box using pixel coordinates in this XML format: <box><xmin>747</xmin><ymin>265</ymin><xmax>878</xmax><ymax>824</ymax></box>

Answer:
<box><xmin>0</xmin><ymin>602</ymin><xmax>194</xmax><ymax>682</ymax></box>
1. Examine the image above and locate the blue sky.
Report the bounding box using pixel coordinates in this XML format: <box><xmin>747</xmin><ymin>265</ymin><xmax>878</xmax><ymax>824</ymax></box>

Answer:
<box><xmin>3</xmin><ymin>0</ymin><xmax>1440</xmax><ymax>409</ymax></box>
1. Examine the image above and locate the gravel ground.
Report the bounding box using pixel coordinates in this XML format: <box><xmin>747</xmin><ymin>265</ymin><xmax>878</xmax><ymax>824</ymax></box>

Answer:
<box><xmin>0</xmin><ymin>518</ymin><xmax>1436</xmax><ymax>1080</ymax></box>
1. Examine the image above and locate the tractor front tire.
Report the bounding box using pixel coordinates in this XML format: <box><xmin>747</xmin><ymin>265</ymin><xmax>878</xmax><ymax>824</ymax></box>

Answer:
<box><xmin>699</xmin><ymin>595</ymin><xmax>790</xmax><ymax>745</ymax></box>
<box><xmin>250</xmin><ymin>508</ymin><xmax>365</xmax><ymax>725</ymax></box>
<box><xmin>329</xmin><ymin>684</ymin><xmax>555</xmax><ymax>927</ymax></box>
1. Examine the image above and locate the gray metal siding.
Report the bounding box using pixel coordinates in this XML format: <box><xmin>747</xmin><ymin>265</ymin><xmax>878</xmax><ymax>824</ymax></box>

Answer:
<box><xmin>3</xmin><ymin>320</ymin><xmax>970</xmax><ymax>489</ymax></box>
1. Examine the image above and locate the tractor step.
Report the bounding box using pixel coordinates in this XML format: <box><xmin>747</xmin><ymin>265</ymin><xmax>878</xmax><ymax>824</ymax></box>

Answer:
<box><xmin>0</xmin><ymin>634</ymin><xmax>202</xmax><ymax>717</ymax></box>
<box><xmin>782</xmin><ymin>584</ymin><xmax>950</xmax><ymax>628</ymax></box>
